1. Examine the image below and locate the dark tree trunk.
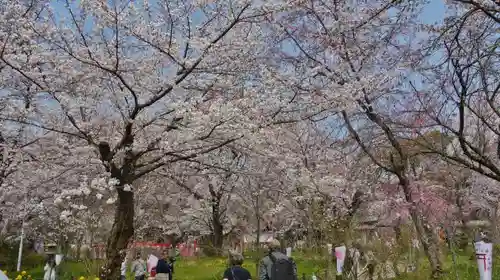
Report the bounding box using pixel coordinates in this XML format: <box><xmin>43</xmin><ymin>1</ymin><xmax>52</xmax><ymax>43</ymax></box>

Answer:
<box><xmin>400</xmin><ymin>177</ymin><xmax>443</xmax><ymax>278</ymax></box>
<box><xmin>343</xmin><ymin>108</ymin><xmax>444</xmax><ymax>278</ymax></box>
<box><xmin>209</xmin><ymin>195</ymin><xmax>225</xmax><ymax>254</ymax></box>
<box><xmin>89</xmin><ymin>230</ymin><xmax>95</xmax><ymax>259</ymax></box>
<box><xmin>255</xmin><ymin>194</ymin><xmax>261</xmax><ymax>277</ymax></box>
<box><xmin>168</xmin><ymin>233</ymin><xmax>185</xmax><ymax>258</ymax></box>
<box><xmin>101</xmin><ymin>188</ymin><xmax>135</xmax><ymax>280</ymax></box>
<box><xmin>76</xmin><ymin>235</ymin><xmax>83</xmax><ymax>260</ymax></box>
<box><xmin>394</xmin><ymin>227</ymin><xmax>402</xmax><ymax>241</ymax></box>
<box><xmin>212</xmin><ymin>215</ymin><xmax>224</xmax><ymax>252</ymax></box>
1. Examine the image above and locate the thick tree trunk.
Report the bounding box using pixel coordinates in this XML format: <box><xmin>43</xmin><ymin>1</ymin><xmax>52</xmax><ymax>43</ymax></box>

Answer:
<box><xmin>400</xmin><ymin>177</ymin><xmax>443</xmax><ymax>278</ymax></box>
<box><xmin>255</xmin><ymin>194</ymin><xmax>261</xmax><ymax>277</ymax></box>
<box><xmin>210</xmin><ymin>198</ymin><xmax>224</xmax><ymax>254</ymax></box>
<box><xmin>101</xmin><ymin>188</ymin><xmax>134</xmax><ymax>280</ymax></box>
<box><xmin>76</xmin><ymin>235</ymin><xmax>83</xmax><ymax>260</ymax></box>
<box><xmin>0</xmin><ymin>218</ymin><xmax>8</xmax><ymax>238</ymax></box>
<box><xmin>89</xmin><ymin>230</ymin><xmax>95</xmax><ymax>259</ymax></box>
<box><xmin>212</xmin><ymin>218</ymin><xmax>224</xmax><ymax>252</ymax></box>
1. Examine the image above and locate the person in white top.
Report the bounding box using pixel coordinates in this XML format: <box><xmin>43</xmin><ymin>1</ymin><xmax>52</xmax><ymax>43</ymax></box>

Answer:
<box><xmin>120</xmin><ymin>251</ymin><xmax>128</xmax><ymax>280</ymax></box>
<box><xmin>43</xmin><ymin>255</ymin><xmax>57</xmax><ymax>280</ymax></box>
<box><xmin>132</xmin><ymin>253</ymin><xmax>147</xmax><ymax>280</ymax></box>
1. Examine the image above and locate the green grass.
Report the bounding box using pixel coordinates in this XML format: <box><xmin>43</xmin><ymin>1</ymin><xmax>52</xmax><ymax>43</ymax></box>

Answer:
<box><xmin>172</xmin><ymin>254</ymin><xmax>327</xmax><ymax>280</ymax></box>
<box><xmin>393</xmin><ymin>253</ymin><xmax>494</xmax><ymax>280</ymax></box>
<box><xmin>2</xmin><ymin>251</ymin><xmax>497</xmax><ymax>280</ymax></box>
<box><xmin>2</xmin><ymin>253</ymin><xmax>326</xmax><ymax>280</ymax></box>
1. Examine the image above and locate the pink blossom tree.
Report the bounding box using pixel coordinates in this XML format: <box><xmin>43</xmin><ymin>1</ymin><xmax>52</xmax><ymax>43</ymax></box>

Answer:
<box><xmin>259</xmin><ymin>0</ymin><xmax>447</xmax><ymax>276</ymax></box>
<box><xmin>409</xmin><ymin>1</ymin><xmax>499</xmax><ymax>186</ymax></box>
<box><xmin>0</xmin><ymin>0</ymin><xmax>271</xmax><ymax>277</ymax></box>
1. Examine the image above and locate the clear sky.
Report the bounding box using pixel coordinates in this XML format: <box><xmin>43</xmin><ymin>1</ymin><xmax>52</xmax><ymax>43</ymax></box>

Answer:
<box><xmin>420</xmin><ymin>0</ymin><xmax>446</xmax><ymax>24</ymax></box>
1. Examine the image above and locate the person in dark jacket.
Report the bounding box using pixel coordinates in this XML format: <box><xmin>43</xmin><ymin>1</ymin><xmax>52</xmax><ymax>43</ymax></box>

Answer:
<box><xmin>259</xmin><ymin>240</ymin><xmax>297</xmax><ymax>280</ymax></box>
<box><xmin>168</xmin><ymin>256</ymin><xmax>176</xmax><ymax>280</ymax></box>
<box><xmin>223</xmin><ymin>251</ymin><xmax>251</xmax><ymax>280</ymax></box>
<box><xmin>155</xmin><ymin>251</ymin><xmax>171</xmax><ymax>280</ymax></box>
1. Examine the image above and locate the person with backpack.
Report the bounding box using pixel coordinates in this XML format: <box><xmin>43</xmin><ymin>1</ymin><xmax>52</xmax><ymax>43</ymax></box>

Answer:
<box><xmin>223</xmin><ymin>251</ymin><xmax>252</xmax><ymax>280</ymax></box>
<box><xmin>259</xmin><ymin>240</ymin><xmax>297</xmax><ymax>280</ymax></box>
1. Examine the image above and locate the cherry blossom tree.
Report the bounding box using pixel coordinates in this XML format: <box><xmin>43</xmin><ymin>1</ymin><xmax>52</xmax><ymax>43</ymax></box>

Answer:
<box><xmin>133</xmin><ymin>178</ymin><xmax>197</xmax><ymax>246</ymax></box>
<box><xmin>249</xmin><ymin>122</ymin><xmax>377</xmax><ymax>250</ymax></box>
<box><xmin>0</xmin><ymin>95</ymin><xmax>40</xmax><ymax>240</ymax></box>
<box><xmin>259</xmin><ymin>0</ymin><xmax>446</xmax><ymax>276</ymax></box>
<box><xmin>409</xmin><ymin>0</ymin><xmax>499</xmax><ymax>182</ymax></box>
<box><xmin>159</xmin><ymin>147</ymin><xmax>251</xmax><ymax>254</ymax></box>
<box><xmin>0</xmin><ymin>0</ymin><xmax>273</xmax><ymax>277</ymax></box>
<box><xmin>1</xmin><ymin>1</ymin><xmax>495</xmax><ymax>278</ymax></box>
<box><xmin>404</xmin><ymin>0</ymin><xmax>499</xmax><ymax>242</ymax></box>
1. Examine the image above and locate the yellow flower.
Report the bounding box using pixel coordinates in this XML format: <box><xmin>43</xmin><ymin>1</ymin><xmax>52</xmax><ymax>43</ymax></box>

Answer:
<box><xmin>79</xmin><ymin>277</ymin><xmax>86</xmax><ymax>280</ymax></box>
<box><xmin>15</xmin><ymin>276</ymin><xmax>22</xmax><ymax>280</ymax></box>
<box><xmin>21</xmin><ymin>271</ymin><xmax>27</xmax><ymax>276</ymax></box>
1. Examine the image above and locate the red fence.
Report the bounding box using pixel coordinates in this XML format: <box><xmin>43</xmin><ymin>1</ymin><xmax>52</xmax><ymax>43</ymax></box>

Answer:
<box><xmin>91</xmin><ymin>240</ymin><xmax>198</xmax><ymax>259</ymax></box>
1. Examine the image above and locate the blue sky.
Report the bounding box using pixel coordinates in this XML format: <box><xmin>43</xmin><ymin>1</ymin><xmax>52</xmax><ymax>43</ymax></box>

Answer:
<box><xmin>420</xmin><ymin>0</ymin><xmax>446</xmax><ymax>24</ymax></box>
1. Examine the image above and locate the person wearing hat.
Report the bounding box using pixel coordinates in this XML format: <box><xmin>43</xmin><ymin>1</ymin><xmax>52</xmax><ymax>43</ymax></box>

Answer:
<box><xmin>223</xmin><ymin>251</ymin><xmax>252</xmax><ymax>280</ymax></box>
<box><xmin>259</xmin><ymin>240</ymin><xmax>297</xmax><ymax>280</ymax></box>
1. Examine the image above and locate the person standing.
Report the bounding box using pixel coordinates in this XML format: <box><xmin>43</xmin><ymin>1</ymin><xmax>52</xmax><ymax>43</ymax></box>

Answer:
<box><xmin>132</xmin><ymin>253</ymin><xmax>147</xmax><ymax>280</ymax></box>
<box><xmin>223</xmin><ymin>252</ymin><xmax>251</xmax><ymax>280</ymax></box>
<box><xmin>167</xmin><ymin>256</ymin><xmax>176</xmax><ymax>280</ymax></box>
<box><xmin>43</xmin><ymin>254</ymin><xmax>57</xmax><ymax>280</ymax></box>
<box><xmin>259</xmin><ymin>240</ymin><xmax>297</xmax><ymax>280</ymax></box>
<box><xmin>120</xmin><ymin>251</ymin><xmax>128</xmax><ymax>280</ymax></box>
<box><xmin>155</xmin><ymin>251</ymin><xmax>171</xmax><ymax>280</ymax></box>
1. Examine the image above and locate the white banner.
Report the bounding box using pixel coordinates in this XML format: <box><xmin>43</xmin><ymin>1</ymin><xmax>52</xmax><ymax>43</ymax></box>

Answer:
<box><xmin>147</xmin><ymin>254</ymin><xmax>159</xmax><ymax>273</ymax></box>
<box><xmin>55</xmin><ymin>254</ymin><xmax>63</xmax><ymax>266</ymax></box>
<box><xmin>475</xmin><ymin>241</ymin><xmax>493</xmax><ymax>280</ymax></box>
<box><xmin>335</xmin><ymin>245</ymin><xmax>346</xmax><ymax>275</ymax></box>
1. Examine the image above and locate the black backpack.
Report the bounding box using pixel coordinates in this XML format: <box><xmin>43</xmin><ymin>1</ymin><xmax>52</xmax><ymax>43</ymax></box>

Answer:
<box><xmin>269</xmin><ymin>252</ymin><xmax>297</xmax><ymax>280</ymax></box>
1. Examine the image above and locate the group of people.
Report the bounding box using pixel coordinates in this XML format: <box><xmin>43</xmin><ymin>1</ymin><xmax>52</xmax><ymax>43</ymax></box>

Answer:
<box><xmin>41</xmin><ymin>239</ymin><xmax>295</xmax><ymax>280</ymax></box>
<box><xmin>124</xmin><ymin>239</ymin><xmax>298</xmax><ymax>280</ymax></box>
<box><xmin>122</xmin><ymin>239</ymin><xmax>298</xmax><ymax>280</ymax></box>
<box><xmin>121</xmin><ymin>250</ymin><xmax>174</xmax><ymax>280</ymax></box>
<box><xmin>223</xmin><ymin>240</ymin><xmax>298</xmax><ymax>280</ymax></box>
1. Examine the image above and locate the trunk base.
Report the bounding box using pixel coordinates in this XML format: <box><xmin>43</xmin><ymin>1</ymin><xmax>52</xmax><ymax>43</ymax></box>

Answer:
<box><xmin>100</xmin><ymin>189</ymin><xmax>134</xmax><ymax>279</ymax></box>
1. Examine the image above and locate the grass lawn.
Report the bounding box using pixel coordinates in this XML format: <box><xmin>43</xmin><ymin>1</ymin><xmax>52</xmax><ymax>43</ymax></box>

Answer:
<box><xmin>393</xmin><ymin>253</ymin><xmax>494</xmax><ymax>280</ymax></box>
<box><xmin>3</xmin><ymin>253</ymin><xmax>327</xmax><ymax>280</ymax></box>
<box><xmin>2</xmin><ymin>251</ymin><xmax>498</xmax><ymax>280</ymax></box>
